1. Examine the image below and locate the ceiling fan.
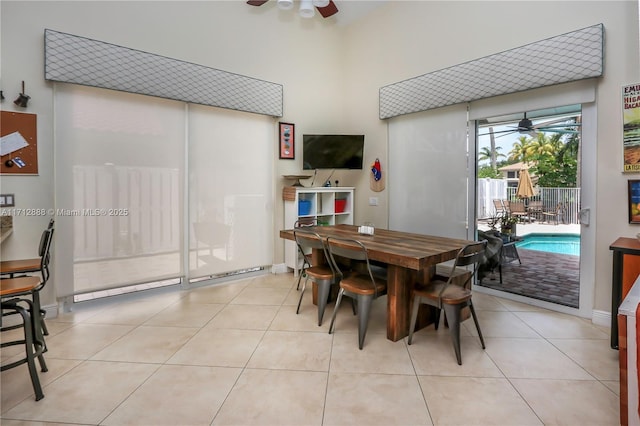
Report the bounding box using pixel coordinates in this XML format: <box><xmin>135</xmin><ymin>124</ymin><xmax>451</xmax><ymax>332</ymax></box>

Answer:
<box><xmin>247</xmin><ymin>0</ymin><xmax>339</xmax><ymax>19</ymax></box>
<box><xmin>478</xmin><ymin>113</ymin><xmax>581</xmax><ymax>138</ymax></box>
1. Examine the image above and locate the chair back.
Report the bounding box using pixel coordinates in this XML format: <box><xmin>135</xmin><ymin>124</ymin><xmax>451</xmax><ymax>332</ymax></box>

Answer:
<box><xmin>492</xmin><ymin>199</ymin><xmax>505</xmax><ymax>214</ymax></box>
<box><xmin>326</xmin><ymin>236</ymin><xmax>382</xmax><ymax>297</ymax></box>
<box><xmin>37</xmin><ymin>228</ymin><xmax>54</xmax><ymax>288</ymax></box>
<box><xmin>294</xmin><ymin>218</ymin><xmax>318</xmax><ymax>228</ymax></box>
<box><xmin>508</xmin><ymin>200</ymin><xmax>526</xmax><ymax>214</ymax></box>
<box><xmin>447</xmin><ymin>240</ymin><xmax>487</xmax><ymax>290</ymax></box>
<box><xmin>293</xmin><ymin>228</ymin><xmax>339</xmax><ymax>279</ymax></box>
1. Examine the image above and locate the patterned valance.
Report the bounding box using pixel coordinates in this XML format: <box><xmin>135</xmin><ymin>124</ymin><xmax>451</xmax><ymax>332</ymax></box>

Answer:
<box><xmin>379</xmin><ymin>24</ymin><xmax>604</xmax><ymax>119</ymax></box>
<box><xmin>45</xmin><ymin>29</ymin><xmax>283</xmax><ymax>117</ymax></box>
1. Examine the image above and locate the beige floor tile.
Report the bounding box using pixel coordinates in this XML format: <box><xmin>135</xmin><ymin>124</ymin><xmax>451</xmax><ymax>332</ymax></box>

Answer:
<box><xmin>491</xmin><ymin>297</ymin><xmax>549</xmax><ymax>312</ymax></box>
<box><xmin>408</xmin><ymin>330</ymin><xmax>502</xmax><ymax>377</ymax></box>
<box><xmin>247</xmin><ymin>330</ymin><xmax>332</xmax><ymax>371</ymax></box>
<box><xmin>330</xmin><ymin>332</ymin><xmax>414</xmax><ymax>375</ymax></box>
<box><xmin>90</xmin><ymin>325</ymin><xmax>199</xmax><ymax>363</ymax></box>
<box><xmin>1</xmin><ymin>360</ymin><xmax>158</xmax><ymax>424</ymax></box>
<box><xmin>167</xmin><ymin>327</ymin><xmax>263</xmax><ymax>367</ymax></box>
<box><xmin>514</xmin><ymin>311</ymin><xmax>609</xmax><ymax>339</ymax></box>
<box><xmin>550</xmin><ymin>338</ymin><xmax>619</xmax><ymax>381</ymax></box>
<box><xmin>419</xmin><ymin>376</ymin><xmax>542</xmax><ymax>425</ymax></box>
<box><xmin>470</xmin><ymin>292</ymin><xmax>510</xmax><ymax>311</ymax></box>
<box><xmin>212</xmin><ymin>369</ymin><xmax>326</xmax><ymax>425</ymax></box>
<box><xmin>602</xmin><ymin>380</ymin><xmax>620</xmax><ymax>395</ymax></box>
<box><xmin>206</xmin><ymin>303</ymin><xmax>279</xmax><ymax>330</ymax></box>
<box><xmin>102</xmin><ymin>364</ymin><xmax>242</xmax><ymax>425</ymax></box>
<box><xmin>464</xmin><ymin>310</ymin><xmax>541</xmax><ymax>338</ymax></box>
<box><xmin>269</xmin><ymin>304</ymin><xmax>332</xmax><ymax>332</ymax></box>
<box><xmin>183</xmin><ymin>281</ymin><xmax>247</xmax><ymax>304</ymax></box>
<box><xmin>1</xmin><ymin>358</ymin><xmax>82</xmax><ymax>414</ymax></box>
<box><xmin>82</xmin><ymin>299</ymin><xmax>174</xmax><ymax>326</ymax></box>
<box><xmin>230</xmin><ymin>286</ymin><xmax>290</xmax><ymax>305</ymax></box>
<box><xmin>324</xmin><ymin>372</ymin><xmax>431</xmax><ymax>425</ymax></box>
<box><xmin>144</xmin><ymin>301</ymin><xmax>224</xmax><ymax>327</ymax></box>
<box><xmin>249</xmin><ymin>273</ymin><xmax>297</xmax><ymax>289</ymax></box>
<box><xmin>42</xmin><ymin>323</ymin><xmax>135</xmax><ymax>360</ymax></box>
<box><xmin>484</xmin><ymin>337</ymin><xmax>594</xmax><ymax>379</ymax></box>
<box><xmin>1</xmin><ymin>420</ymin><xmax>72</xmax><ymax>426</ymax></box>
<box><xmin>510</xmin><ymin>378</ymin><xmax>619</xmax><ymax>425</ymax></box>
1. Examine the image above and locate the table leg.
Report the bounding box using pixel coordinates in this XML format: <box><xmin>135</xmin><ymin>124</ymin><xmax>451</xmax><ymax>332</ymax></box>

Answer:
<box><xmin>386</xmin><ymin>265</ymin><xmax>435</xmax><ymax>342</ymax></box>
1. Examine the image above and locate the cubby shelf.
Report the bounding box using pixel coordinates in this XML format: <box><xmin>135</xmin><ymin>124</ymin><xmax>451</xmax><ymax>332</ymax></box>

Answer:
<box><xmin>283</xmin><ymin>186</ymin><xmax>354</xmax><ymax>273</ymax></box>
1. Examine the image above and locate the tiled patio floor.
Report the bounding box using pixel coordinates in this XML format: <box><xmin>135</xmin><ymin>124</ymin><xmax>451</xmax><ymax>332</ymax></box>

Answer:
<box><xmin>479</xmin><ymin>247</ymin><xmax>579</xmax><ymax>308</ymax></box>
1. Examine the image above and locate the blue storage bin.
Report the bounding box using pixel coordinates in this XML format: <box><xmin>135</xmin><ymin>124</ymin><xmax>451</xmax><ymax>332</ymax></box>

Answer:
<box><xmin>298</xmin><ymin>199</ymin><xmax>311</xmax><ymax>216</ymax></box>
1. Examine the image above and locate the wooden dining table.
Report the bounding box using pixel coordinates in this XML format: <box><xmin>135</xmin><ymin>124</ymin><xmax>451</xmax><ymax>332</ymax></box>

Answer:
<box><xmin>279</xmin><ymin>224</ymin><xmax>471</xmax><ymax>342</ymax></box>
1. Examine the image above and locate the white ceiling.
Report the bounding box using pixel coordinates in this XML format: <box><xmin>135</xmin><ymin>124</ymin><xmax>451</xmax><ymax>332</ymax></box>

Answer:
<box><xmin>331</xmin><ymin>0</ymin><xmax>389</xmax><ymax>26</ymax></box>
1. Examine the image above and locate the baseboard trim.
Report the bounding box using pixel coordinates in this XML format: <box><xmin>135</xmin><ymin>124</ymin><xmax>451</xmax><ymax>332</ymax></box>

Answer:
<box><xmin>591</xmin><ymin>309</ymin><xmax>610</xmax><ymax>327</ymax></box>
<box><xmin>43</xmin><ymin>303</ymin><xmax>58</xmax><ymax>319</ymax></box>
<box><xmin>271</xmin><ymin>263</ymin><xmax>289</xmax><ymax>274</ymax></box>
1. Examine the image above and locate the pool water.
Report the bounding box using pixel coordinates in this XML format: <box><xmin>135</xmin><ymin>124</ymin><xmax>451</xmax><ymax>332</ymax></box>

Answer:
<box><xmin>515</xmin><ymin>234</ymin><xmax>580</xmax><ymax>256</ymax></box>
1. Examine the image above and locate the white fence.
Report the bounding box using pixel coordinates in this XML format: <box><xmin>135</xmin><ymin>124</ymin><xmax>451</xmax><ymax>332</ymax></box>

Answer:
<box><xmin>478</xmin><ymin>179</ymin><xmax>580</xmax><ymax>224</ymax></box>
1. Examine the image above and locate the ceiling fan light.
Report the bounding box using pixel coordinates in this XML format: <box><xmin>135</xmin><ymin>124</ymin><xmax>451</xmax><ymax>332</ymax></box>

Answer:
<box><xmin>299</xmin><ymin>0</ymin><xmax>315</xmax><ymax>18</ymax></box>
<box><xmin>277</xmin><ymin>0</ymin><xmax>294</xmax><ymax>10</ymax></box>
<box><xmin>517</xmin><ymin>118</ymin><xmax>532</xmax><ymax>131</ymax></box>
<box><xmin>312</xmin><ymin>0</ymin><xmax>330</xmax><ymax>7</ymax></box>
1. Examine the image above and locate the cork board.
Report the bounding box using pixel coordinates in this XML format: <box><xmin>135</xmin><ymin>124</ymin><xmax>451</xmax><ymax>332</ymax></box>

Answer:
<box><xmin>1</xmin><ymin>111</ymin><xmax>38</xmax><ymax>175</ymax></box>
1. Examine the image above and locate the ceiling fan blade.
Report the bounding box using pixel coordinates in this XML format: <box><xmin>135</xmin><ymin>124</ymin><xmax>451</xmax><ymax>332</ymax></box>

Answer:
<box><xmin>247</xmin><ymin>0</ymin><xmax>269</xmax><ymax>6</ymax></box>
<box><xmin>478</xmin><ymin>129</ymin><xmax>518</xmax><ymax>137</ymax></box>
<box><xmin>317</xmin><ymin>0</ymin><xmax>338</xmax><ymax>17</ymax></box>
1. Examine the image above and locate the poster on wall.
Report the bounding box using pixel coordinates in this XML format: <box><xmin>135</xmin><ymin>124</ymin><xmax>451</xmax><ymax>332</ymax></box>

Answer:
<box><xmin>623</xmin><ymin>83</ymin><xmax>640</xmax><ymax>172</ymax></box>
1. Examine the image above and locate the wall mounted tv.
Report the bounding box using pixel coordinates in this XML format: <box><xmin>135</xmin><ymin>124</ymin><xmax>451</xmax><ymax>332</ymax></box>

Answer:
<box><xmin>302</xmin><ymin>134</ymin><xmax>365</xmax><ymax>170</ymax></box>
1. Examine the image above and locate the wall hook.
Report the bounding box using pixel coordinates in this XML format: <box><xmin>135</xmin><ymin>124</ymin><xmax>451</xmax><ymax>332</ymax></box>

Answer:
<box><xmin>14</xmin><ymin>81</ymin><xmax>30</xmax><ymax>107</ymax></box>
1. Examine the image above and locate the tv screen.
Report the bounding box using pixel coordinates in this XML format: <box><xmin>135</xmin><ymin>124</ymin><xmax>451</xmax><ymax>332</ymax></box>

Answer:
<box><xmin>302</xmin><ymin>134</ymin><xmax>365</xmax><ymax>170</ymax></box>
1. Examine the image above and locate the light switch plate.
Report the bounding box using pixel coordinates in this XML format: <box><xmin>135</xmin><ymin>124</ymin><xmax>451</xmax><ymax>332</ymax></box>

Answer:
<box><xmin>0</xmin><ymin>194</ymin><xmax>15</xmax><ymax>207</ymax></box>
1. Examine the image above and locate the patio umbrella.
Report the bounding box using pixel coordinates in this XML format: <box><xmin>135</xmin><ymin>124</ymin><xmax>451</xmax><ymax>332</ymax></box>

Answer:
<box><xmin>516</xmin><ymin>168</ymin><xmax>535</xmax><ymax>199</ymax></box>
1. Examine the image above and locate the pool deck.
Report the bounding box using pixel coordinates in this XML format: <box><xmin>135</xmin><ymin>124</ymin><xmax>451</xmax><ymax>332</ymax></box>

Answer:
<box><xmin>477</xmin><ymin>222</ymin><xmax>580</xmax><ymax>308</ymax></box>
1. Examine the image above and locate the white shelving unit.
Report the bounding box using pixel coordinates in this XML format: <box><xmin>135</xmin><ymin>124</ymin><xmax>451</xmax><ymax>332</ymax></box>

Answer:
<box><xmin>283</xmin><ymin>186</ymin><xmax>354</xmax><ymax>273</ymax></box>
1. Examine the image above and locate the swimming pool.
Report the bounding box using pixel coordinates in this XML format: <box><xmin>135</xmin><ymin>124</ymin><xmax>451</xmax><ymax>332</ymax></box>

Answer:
<box><xmin>515</xmin><ymin>233</ymin><xmax>580</xmax><ymax>256</ymax></box>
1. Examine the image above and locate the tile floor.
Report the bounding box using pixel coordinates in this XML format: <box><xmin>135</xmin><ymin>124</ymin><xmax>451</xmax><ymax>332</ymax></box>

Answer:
<box><xmin>1</xmin><ymin>272</ymin><xmax>620</xmax><ymax>425</ymax></box>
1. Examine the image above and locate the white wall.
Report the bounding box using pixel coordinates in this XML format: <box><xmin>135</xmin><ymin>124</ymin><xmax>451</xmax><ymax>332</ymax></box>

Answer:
<box><xmin>1</xmin><ymin>1</ymin><xmax>638</xmax><ymax>317</ymax></box>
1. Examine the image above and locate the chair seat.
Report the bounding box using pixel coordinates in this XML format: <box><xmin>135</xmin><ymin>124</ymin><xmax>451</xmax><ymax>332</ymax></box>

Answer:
<box><xmin>1</xmin><ymin>276</ymin><xmax>41</xmax><ymax>297</ymax></box>
<box><xmin>414</xmin><ymin>280</ymin><xmax>471</xmax><ymax>305</ymax></box>
<box><xmin>0</xmin><ymin>258</ymin><xmax>41</xmax><ymax>275</ymax></box>
<box><xmin>340</xmin><ymin>273</ymin><xmax>387</xmax><ymax>296</ymax></box>
<box><xmin>305</xmin><ymin>266</ymin><xmax>335</xmax><ymax>281</ymax></box>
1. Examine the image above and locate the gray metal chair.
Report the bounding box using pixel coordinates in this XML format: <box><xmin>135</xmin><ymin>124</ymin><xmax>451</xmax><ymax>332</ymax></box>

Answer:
<box><xmin>408</xmin><ymin>240</ymin><xmax>487</xmax><ymax>365</ymax></box>
<box><xmin>293</xmin><ymin>228</ymin><xmax>339</xmax><ymax>326</ymax></box>
<box><xmin>293</xmin><ymin>219</ymin><xmax>318</xmax><ymax>291</ymax></box>
<box><xmin>326</xmin><ymin>236</ymin><xmax>387</xmax><ymax>350</ymax></box>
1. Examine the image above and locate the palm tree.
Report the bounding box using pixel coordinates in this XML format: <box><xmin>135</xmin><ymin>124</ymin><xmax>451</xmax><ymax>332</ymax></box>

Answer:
<box><xmin>509</xmin><ymin>135</ymin><xmax>533</xmax><ymax>163</ymax></box>
<box><xmin>478</xmin><ymin>145</ymin><xmax>505</xmax><ymax>171</ymax></box>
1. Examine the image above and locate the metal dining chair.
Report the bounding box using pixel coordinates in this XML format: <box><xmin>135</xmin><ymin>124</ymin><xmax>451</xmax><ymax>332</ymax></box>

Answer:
<box><xmin>293</xmin><ymin>228</ymin><xmax>340</xmax><ymax>326</ymax></box>
<box><xmin>1</xmin><ymin>227</ymin><xmax>54</xmax><ymax>338</ymax></box>
<box><xmin>408</xmin><ymin>240</ymin><xmax>487</xmax><ymax>365</ymax></box>
<box><xmin>1</xmin><ymin>273</ymin><xmax>50</xmax><ymax>401</ymax></box>
<box><xmin>1</xmin><ymin>218</ymin><xmax>54</xmax><ymax>278</ymax></box>
<box><xmin>326</xmin><ymin>236</ymin><xmax>387</xmax><ymax>350</ymax></box>
<box><xmin>293</xmin><ymin>219</ymin><xmax>319</xmax><ymax>290</ymax></box>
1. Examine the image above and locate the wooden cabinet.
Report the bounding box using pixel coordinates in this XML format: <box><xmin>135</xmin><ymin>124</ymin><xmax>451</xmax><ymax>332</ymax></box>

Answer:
<box><xmin>610</xmin><ymin>237</ymin><xmax>640</xmax><ymax>349</ymax></box>
<box><xmin>282</xmin><ymin>186</ymin><xmax>354</xmax><ymax>272</ymax></box>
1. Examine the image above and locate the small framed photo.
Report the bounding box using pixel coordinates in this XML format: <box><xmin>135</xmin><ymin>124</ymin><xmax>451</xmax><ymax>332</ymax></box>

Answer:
<box><xmin>279</xmin><ymin>122</ymin><xmax>295</xmax><ymax>159</ymax></box>
<box><xmin>629</xmin><ymin>179</ymin><xmax>640</xmax><ymax>223</ymax></box>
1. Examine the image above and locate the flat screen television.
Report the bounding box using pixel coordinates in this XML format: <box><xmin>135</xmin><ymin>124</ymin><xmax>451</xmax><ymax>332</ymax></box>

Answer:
<box><xmin>302</xmin><ymin>134</ymin><xmax>365</xmax><ymax>170</ymax></box>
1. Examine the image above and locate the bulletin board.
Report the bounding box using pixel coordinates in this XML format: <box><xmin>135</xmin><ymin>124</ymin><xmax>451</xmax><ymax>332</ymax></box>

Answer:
<box><xmin>1</xmin><ymin>110</ymin><xmax>38</xmax><ymax>175</ymax></box>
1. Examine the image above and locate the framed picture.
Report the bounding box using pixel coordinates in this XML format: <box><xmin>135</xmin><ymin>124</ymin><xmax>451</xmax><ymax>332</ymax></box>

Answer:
<box><xmin>279</xmin><ymin>122</ymin><xmax>294</xmax><ymax>159</ymax></box>
<box><xmin>629</xmin><ymin>179</ymin><xmax>640</xmax><ymax>223</ymax></box>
